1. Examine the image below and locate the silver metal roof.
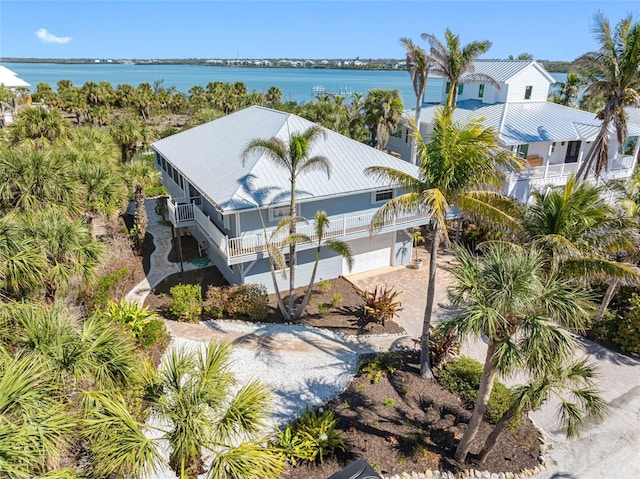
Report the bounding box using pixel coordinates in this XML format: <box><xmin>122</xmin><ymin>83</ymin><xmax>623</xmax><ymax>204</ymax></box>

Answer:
<box><xmin>411</xmin><ymin>102</ymin><xmax>621</xmax><ymax>146</ymax></box>
<box><xmin>466</xmin><ymin>60</ymin><xmax>556</xmax><ymax>84</ymax></box>
<box><xmin>152</xmin><ymin>106</ymin><xmax>420</xmax><ymax>212</ymax></box>
<box><xmin>0</xmin><ymin>66</ymin><xmax>30</xmax><ymax>88</ymax></box>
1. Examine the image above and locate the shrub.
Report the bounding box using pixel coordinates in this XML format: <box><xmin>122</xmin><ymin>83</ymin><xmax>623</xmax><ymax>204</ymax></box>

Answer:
<box><xmin>358</xmin><ymin>285</ymin><xmax>403</xmax><ymax>326</ymax></box>
<box><xmin>205</xmin><ymin>284</ymin><xmax>269</xmax><ymax>320</ymax></box>
<box><xmin>330</xmin><ymin>293</ymin><xmax>342</xmax><ymax>307</ymax></box>
<box><xmin>316</xmin><ymin>303</ymin><xmax>330</xmax><ymax>317</ymax></box>
<box><xmin>274</xmin><ymin>407</ymin><xmax>345</xmax><ymax>465</ymax></box>
<box><xmin>88</xmin><ymin>268</ymin><xmax>129</xmax><ymax>311</ymax></box>
<box><xmin>138</xmin><ymin>319</ymin><xmax>169</xmax><ymax>348</ymax></box>
<box><xmin>358</xmin><ymin>351</ymin><xmax>402</xmax><ymax>383</ymax></box>
<box><xmin>429</xmin><ymin>327</ymin><xmax>460</xmax><ymax>369</ymax></box>
<box><xmin>317</xmin><ymin>278</ymin><xmax>332</xmax><ymax>292</ymax></box>
<box><xmin>438</xmin><ymin>356</ymin><xmax>513</xmax><ymax>424</ymax></box>
<box><xmin>612</xmin><ymin>294</ymin><xmax>640</xmax><ymax>355</ymax></box>
<box><xmin>169</xmin><ymin>284</ymin><xmax>202</xmax><ymax>322</ymax></box>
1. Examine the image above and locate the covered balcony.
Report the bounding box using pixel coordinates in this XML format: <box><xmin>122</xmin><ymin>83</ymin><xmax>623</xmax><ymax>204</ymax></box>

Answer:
<box><xmin>165</xmin><ymin>196</ymin><xmax>432</xmax><ymax>265</ymax></box>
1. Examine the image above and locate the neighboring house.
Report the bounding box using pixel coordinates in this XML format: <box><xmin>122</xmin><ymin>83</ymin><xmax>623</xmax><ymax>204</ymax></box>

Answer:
<box><xmin>0</xmin><ymin>65</ymin><xmax>31</xmax><ymax>126</ymax></box>
<box><xmin>387</xmin><ymin>60</ymin><xmax>640</xmax><ymax>202</ymax></box>
<box><xmin>152</xmin><ymin>106</ymin><xmax>427</xmax><ymax>292</ymax></box>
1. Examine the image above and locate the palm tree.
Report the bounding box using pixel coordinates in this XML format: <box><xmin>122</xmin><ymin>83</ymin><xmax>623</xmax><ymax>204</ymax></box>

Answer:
<box><xmin>362</xmin><ymin>88</ymin><xmax>404</xmax><ymax>150</ymax></box>
<box><xmin>0</xmin><ymin>145</ymin><xmax>82</xmax><ymax>214</ymax></box>
<box><xmin>241</xmin><ymin>125</ymin><xmax>331</xmax><ymax>320</ymax></box>
<box><xmin>152</xmin><ymin>342</ymin><xmax>283</xmax><ymax>479</ymax></box>
<box><xmin>266</xmin><ymin>86</ymin><xmax>283</xmax><ymax>106</ymax></box>
<box><xmin>0</xmin><ymin>352</ymin><xmax>74</xmax><ymax>478</ymax></box>
<box><xmin>20</xmin><ymin>208</ymin><xmax>104</xmax><ymax>302</ymax></box>
<box><xmin>110</xmin><ymin>117</ymin><xmax>148</xmax><ymax>163</ymax></box>
<box><xmin>294</xmin><ymin>211</ymin><xmax>353</xmax><ymax>319</ymax></box>
<box><xmin>0</xmin><ymin>214</ymin><xmax>48</xmax><ymax>299</ymax></box>
<box><xmin>551</xmin><ymin>72</ymin><xmax>583</xmax><ymax>107</ymax></box>
<box><xmin>573</xmin><ymin>13</ymin><xmax>640</xmax><ymax>179</ymax></box>
<box><xmin>477</xmin><ymin>357</ymin><xmax>606</xmax><ymax>464</ymax></box>
<box><xmin>421</xmin><ymin>28</ymin><xmax>498</xmax><ymax>109</ymax></box>
<box><xmin>442</xmin><ymin>243</ymin><xmax>595</xmax><ymax>463</ymax></box>
<box><xmin>400</xmin><ymin>37</ymin><xmax>431</xmax><ymax>164</ymax></box>
<box><xmin>365</xmin><ymin>108</ymin><xmax>520</xmax><ymax>379</ymax></box>
<box><xmin>7</xmin><ymin>106</ymin><xmax>69</xmax><ymax>146</ymax></box>
<box><xmin>521</xmin><ymin>176</ymin><xmax>640</xmax><ymax>318</ymax></box>
<box><xmin>124</xmin><ymin>156</ymin><xmax>161</xmax><ymax>254</ymax></box>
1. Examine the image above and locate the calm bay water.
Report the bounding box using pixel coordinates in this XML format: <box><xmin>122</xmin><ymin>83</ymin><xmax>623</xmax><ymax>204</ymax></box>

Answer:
<box><xmin>4</xmin><ymin>62</ymin><xmax>427</xmax><ymax>104</ymax></box>
<box><xmin>4</xmin><ymin>62</ymin><xmax>566</xmax><ymax>105</ymax></box>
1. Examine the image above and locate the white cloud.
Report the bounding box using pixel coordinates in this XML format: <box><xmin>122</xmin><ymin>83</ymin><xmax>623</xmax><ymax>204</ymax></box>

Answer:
<box><xmin>36</xmin><ymin>28</ymin><xmax>72</xmax><ymax>44</ymax></box>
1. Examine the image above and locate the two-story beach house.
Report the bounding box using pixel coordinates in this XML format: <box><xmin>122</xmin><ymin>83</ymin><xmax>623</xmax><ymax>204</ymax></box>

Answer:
<box><xmin>152</xmin><ymin>106</ymin><xmax>429</xmax><ymax>292</ymax></box>
<box><xmin>386</xmin><ymin>60</ymin><xmax>640</xmax><ymax>202</ymax></box>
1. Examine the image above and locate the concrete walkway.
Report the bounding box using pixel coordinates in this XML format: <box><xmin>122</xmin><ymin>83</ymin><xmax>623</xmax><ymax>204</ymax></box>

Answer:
<box><xmin>126</xmin><ymin>205</ymin><xmax>640</xmax><ymax>477</ymax></box>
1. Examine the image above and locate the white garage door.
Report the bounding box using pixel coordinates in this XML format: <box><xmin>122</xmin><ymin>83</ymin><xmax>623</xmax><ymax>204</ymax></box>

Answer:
<box><xmin>343</xmin><ymin>234</ymin><xmax>392</xmax><ymax>275</ymax></box>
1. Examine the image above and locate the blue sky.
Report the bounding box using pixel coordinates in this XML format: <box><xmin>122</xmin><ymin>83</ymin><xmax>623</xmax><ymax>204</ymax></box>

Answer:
<box><xmin>1</xmin><ymin>1</ymin><xmax>639</xmax><ymax>61</ymax></box>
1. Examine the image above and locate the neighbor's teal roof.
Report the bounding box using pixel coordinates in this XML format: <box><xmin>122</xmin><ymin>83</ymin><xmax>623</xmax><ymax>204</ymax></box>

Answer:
<box><xmin>153</xmin><ymin>106</ymin><xmax>420</xmax><ymax>212</ymax></box>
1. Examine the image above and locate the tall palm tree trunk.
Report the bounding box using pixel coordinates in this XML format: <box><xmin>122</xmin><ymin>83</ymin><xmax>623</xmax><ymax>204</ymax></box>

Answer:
<box><xmin>478</xmin><ymin>403</ymin><xmax>520</xmax><ymax>464</ymax></box>
<box><xmin>295</xmin><ymin>246</ymin><xmax>322</xmax><ymax>320</ymax></box>
<box><xmin>288</xmin><ymin>181</ymin><xmax>297</xmax><ymax>317</ymax></box>
<box><xmin>576</xmin><ymin>121</ymin><xmax>610</xmax><ymax>180</ymax></box>
<box><xmin>596</xmin><ymin>278</ymin><xmax>619</xmax><ymax>322</ymax></box>
<box><xmin>410</xmin><ymin>101</ymin><xmax>422</xmax><ymax>165</ymax></box>
<box><xmin>455</xmin><ymin>339</ymin><xmax>499</xmax><ymax>463</ymax></box>
<box><xmin>134</xmin><ymin>188</ymin><xmax>147</xmax><ymax>255</ymax></box>
<box><xmin>420</xmin><ymin>223</ymin><xmax>439</xmax><ymax>379</ymax></box>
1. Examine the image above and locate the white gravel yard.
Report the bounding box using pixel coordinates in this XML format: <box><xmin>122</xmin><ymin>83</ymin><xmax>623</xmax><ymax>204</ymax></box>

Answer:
<box><xmin>145</xmin><ymin>320</ymin><xmax>384</xmax><ymax>479</ymax></box>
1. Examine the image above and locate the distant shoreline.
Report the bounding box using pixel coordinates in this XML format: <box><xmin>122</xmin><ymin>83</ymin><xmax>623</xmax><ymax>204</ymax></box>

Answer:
<box><xmin>0</xmin><ymin>57</ymin><xmax>572</xmax><ymax>73</ymax></box>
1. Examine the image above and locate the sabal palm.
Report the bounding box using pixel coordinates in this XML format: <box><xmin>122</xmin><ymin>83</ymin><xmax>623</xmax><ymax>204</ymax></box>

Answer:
<box><xmin>421</xmin><ymin>28</ymin><xmax>498</xmax><ymax>108</ymax></box>
<box><xmin>443</xmin><ymin>243</ymin><xmax>595</xmax><ymax>463</ymax></box>
<box><xmin>362</xmin><ymin>88</ymin><xmax>404</xmax><ymax>150</ymax></box>
<box><xmin>0</xmin><ymin>213</ymin><xmax>48</xmax><ymax>299</ymax></box>
<box><xmin>366</xmin><ymin>108</ymin><xmax>520</xmax><ymax>379</ymax></box>
<box><xmin>124</xmin><ymin>156</ymin><xmax>161</xmax><ymax>253</ymax></box>
<box><xmin>0</xmin><ymin>352</ymin><xmax>74</xmax><ymax>479</ymax></box>
<box><xmin>20</xmin><ymin>208</ymin><xmax>104</xmax><ymax>302</ymax></box>
<box><xmin>400</xmin><ymin>37</ymin><xmax>431</xmax><ymax>164</ymax></box>
<box><xmin>572</xmin><ymin>13</ymin><xmax>640</xmax><ymax>179</ymax></box>
<box><xmin>477</xmin><ymin>357</ymin><xmax>606</xmax><ymax>464</ymax></box>
<box><xmin>4</xmin><ymin>302</ymin><xmax>139</xmax><ymax>391</ymax></box>
<box><xmin>242</xmin><ymin>125</ymin><xmax>331</xmax><ymax>319</ymax></box>
<box><xmin>110</xmin><ymin>118</ymin><xmax>148</xmax><ymax>163</ymax></box>
<box><xmin>151</xmin><ymin>342</ymin><xmax>282</xmax><ymax>479</ymax></box>
<box><xmin>0</xmin><ymin>145</ymin><xmax>82</xmax><ymax>214</ymax></box>
<box><xmin>7</xmin><ymin>106</ymin><xmax>68</xmax><ymax>146</ymax></box>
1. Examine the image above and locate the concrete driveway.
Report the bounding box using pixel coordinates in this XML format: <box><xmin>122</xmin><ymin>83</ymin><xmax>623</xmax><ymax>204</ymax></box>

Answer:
<box><xmin>347</xmin><ymin>245</ymin><xmax>640</xmax><ymax>478</ymax></box>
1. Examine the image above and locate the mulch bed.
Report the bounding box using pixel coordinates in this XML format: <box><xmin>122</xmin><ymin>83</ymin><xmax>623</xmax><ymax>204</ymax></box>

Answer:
<box><xmin>139</xmin><ymin>228</ymin><xmax>541</xmax><ymax>478</ymax></box>
<box><xmin>284</xmin><ymin>350</ymin><xmax>541</xmax><ymax>479</ymax></box>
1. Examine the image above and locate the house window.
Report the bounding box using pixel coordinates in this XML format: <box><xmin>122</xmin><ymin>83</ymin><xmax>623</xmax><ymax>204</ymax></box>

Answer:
<box><xmin>516</xmin><ymin>144</ymin><xmax>529</xmax><ymax>158</ymax></box>
<box><xmin>269</xmin><ymin>205</ymin><xmax>290</xmax><ymax>222</ymax></box>
<box><xmin>390</xmin><ymin>126</ymin><xmax>403</xmax><ymax>139</ymax></box>
<box><xmin>551</xmin><ymin>142</ymin><xmax>556</xmax><ymax>153</ymax></box>
<box><xmin>458</xmin><ymin>84</ymin><xmax>464</xmax><ymax>95</ymax></box>
<box><xmin>622</xmin><ymin>136</ymin><xmax>638</xmax><ymax>155</ymax></box>
<box><xmin>445</xmin><ymin>81</ymin><xmax>451</xmax><ymax>94</ymax></box>
<box><xmin>478</xmin><ymin>84</ymin><xmax>484</xmax><ymax>98</ymax></box>
<box><xmin>373</xmin><ymin>189</ymin><xmax>393</xmax><ymax>203</ymax></box>
<box><xmin>524</xmin><ymin>86</ymin><xmax>533</xmax><ymax>100</ymax></box>
<box><xmin>161</xmin><ymin>156</ymin><xmax>167</xmax><ymax>171</ymax></box>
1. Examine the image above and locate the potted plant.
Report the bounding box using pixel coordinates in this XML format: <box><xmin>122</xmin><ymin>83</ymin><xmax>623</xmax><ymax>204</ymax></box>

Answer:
<box><xmin>412</xmin><ymin>230</ymin><xmax>425</xmax><ymax>269</ymax></box>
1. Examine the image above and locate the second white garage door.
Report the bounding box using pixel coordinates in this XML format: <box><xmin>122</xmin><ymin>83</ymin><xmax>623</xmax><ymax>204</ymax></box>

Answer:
<box><xmin>343</xmin><ymin>233</ymin><xmax>393</xmax><ymax>275</ymax></box>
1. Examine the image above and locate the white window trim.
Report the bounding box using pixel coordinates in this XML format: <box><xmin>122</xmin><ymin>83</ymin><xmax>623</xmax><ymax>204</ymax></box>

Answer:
<box><xmin>372</xmin><ymin>189</ymin><xmax>394</xmax><ymax>204</ymax></box>
<box><xmin>269</xmin><ymin>205</ymin><xmax>293</xmax><ymax>222</ymax></box>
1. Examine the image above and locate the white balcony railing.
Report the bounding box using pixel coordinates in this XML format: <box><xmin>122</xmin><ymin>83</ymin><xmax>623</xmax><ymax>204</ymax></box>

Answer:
<box><xmin>512</xmin><ymin>154</ymin><xmax>636</xmax><ymax>188</ymax></box>
<box><xmin>166</xmin><ymin>195</ymin><xmax>432</xmax><ymax>261</ymax></box>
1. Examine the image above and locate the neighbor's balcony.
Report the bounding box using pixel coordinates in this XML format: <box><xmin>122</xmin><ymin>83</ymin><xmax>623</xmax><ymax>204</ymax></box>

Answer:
<box><xmin>510</xmin><ymin>154</ymin><xmax>636</xmax><ymax>188</ymax></box>
<box><xmin>166</xmin><ymin>196</ymin><xmax>431</xmax><ymax>264</ymax></box>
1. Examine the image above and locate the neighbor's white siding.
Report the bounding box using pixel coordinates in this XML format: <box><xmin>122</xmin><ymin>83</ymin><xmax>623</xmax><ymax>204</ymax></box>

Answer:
<box><xmin>506</xmin><ymin>66</ymin><xmax>551</xmax><ymax>103</ymax></box>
